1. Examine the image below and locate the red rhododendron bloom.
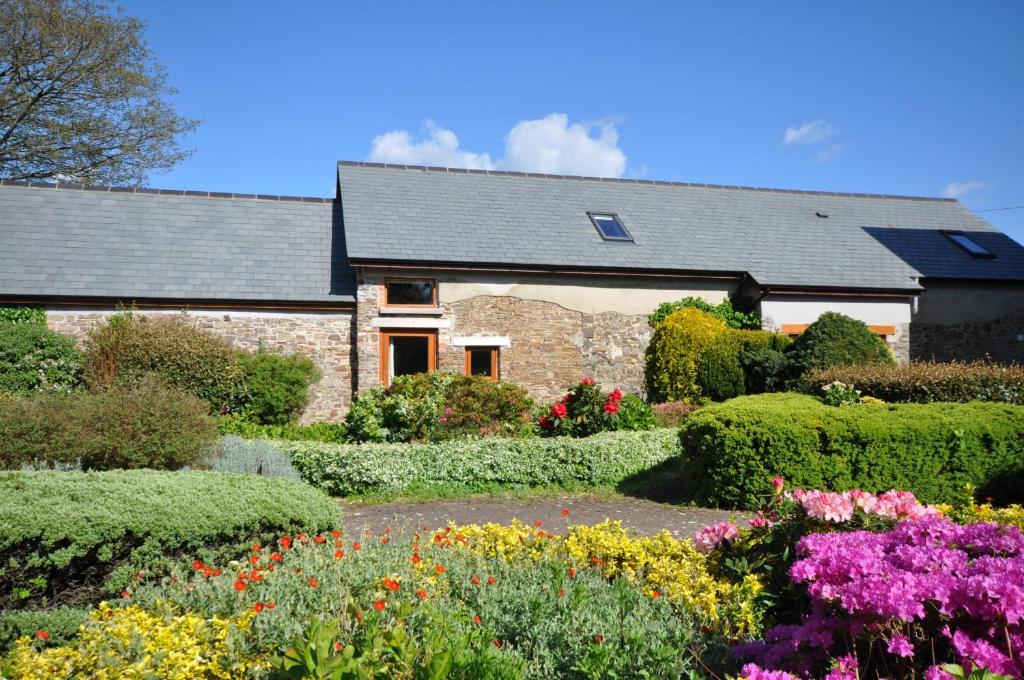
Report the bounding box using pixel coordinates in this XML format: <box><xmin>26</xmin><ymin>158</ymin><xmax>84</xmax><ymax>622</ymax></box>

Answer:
<box><xmin>603</xmin><ymin>401</ymin><xmax>619</xmax><ymax>414</ymax></box>
<box><xmin>308</xmin><ymin>577</ymin><xmax>319</xmax><ymax>589</ymax></box>
<box><xmin>34</xmin><ymin>631</ymin><xmax>49</xmax><ymax>641</ymax></box>
<box><xmin>560</xmin><ymin>393</ymin><xmax>571</xmax><ymax>404</ymax></box>
<box><xmin>580</xmin><ymin>377</ymin><xmax>595</xmax><ymax>386</ymax></box>
<box><xmin>373</xmin><ymin>599</ymin><xmax>386</xmax><ymax>611</ymax></box>
<box><xmin>609</xmin><ymin>388</ymin><xmax>623</xmax><ymax>402</ymax></box>
<box><xmin>550</xmin><ymin>402</ymin><xmax>568</xmax><ymax>418</ymax></box>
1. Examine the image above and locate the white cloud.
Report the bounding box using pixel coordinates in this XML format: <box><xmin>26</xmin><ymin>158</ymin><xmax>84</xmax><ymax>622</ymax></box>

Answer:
<box><xmin>368</xmin><ymin>121</ymin><xmax>494</xmax><ymax>169</ymax></box>
<box><xmin>815</xmin><ymin>143</ymin><xmax>847</xmax><ymax>162</ymax></box>
<box><xmin>943</xmin><ymin>180</ymin><xmax>987</xmax><ymax>199</ymax></box>
<box><xmin>367</xmin><ymin>113</ymin><xmax>627</xmax><ymax>178</ymax></box>
<box><xmin>783</xmin><ymin>119</ymin><xmax>837</xmax><ymax>145</ymax></box>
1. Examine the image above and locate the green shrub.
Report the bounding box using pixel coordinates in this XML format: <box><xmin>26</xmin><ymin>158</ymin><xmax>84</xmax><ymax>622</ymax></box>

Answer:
<box><xmin>0</xmin><ymin>607</ymin><xmax>88</xmax><ymax>652</ymax></box>
<box><xmin>784</xmin><ymin>312</ymin><xmax>894</xmax><ymax>377</ymax></box>
<box><xmin>0</xmin><ymin>307</ymin><xmax>46</xmax><ymax>325</ymax></box>
<box><xmin>679</xmin><ymin>393</ymin><xmax>1024</xmax><ymax>509</ymax></box>
<box><xmin>83</xmin><ymin>313</ymin><xmax>247</xmax><ymax>413</ymax></box>
<box><xmin>802</xmin><ymin>361</ymin><xmax>1024</xmax><ymax>404</ymax></box>
<box><xmin>345</xmin><ymin>373</ymin><xmax>533</xmax><ymax>443</ymax></box>
<box><xmin>537</xmin><ymin>379</ymin><xmax>651</xmax><ymax>437</ymax></box>
<box><xmin>285</xmin><ymin>428</ymin><xmax>681</xmax><ymax>497</ymax></box>
<box><xmin>0</xmin><ymin>469</ymin><xmax>338</xmax><ymax>608</ymax></box>
<box><xmin>696</xmin><ymin>338</ymin><xmax>746</xmax><ymax>401</ymax></box>
<box><xmin>616</xmin><ymin>393</ymin><xmax>658</xmax><ymax>431</ymax></box>
<box><xmin>219</xmin><ymin>416</ymin><xmax>349</xmax><ymax>443</ymax></box>
<box><xmin>645</xmin><ymin>308</ymin><xmax>729</xmax><ymax>403</ymax></box>
<box><xmin>0</xmin><ymin>322</ymin><xmax>82</xmax><ymax>395</ymax></box>
<box><xmin>209</xmin><ymin>436</ymin><xmax>301</xmax><ymax>480</ymax></box>
<box><xmin>238</xmin><ymin>349</ymin><xmax>320</xmax><ymax>425</ymax></box>
<box><xmin>735</xmin><ymin>329</ymin><xmax>793</xmax><ymax>354</ymax></box>
<box><xmin>0</xmin><ymin>378</ymin><xmax>218</xmax><ymax>471</ymax></box>
<box><xmin>648</xmin><ymin>296</ymin><xmax>760</xmax><ymax>329</ymax></box>
<box><xmin>651</xmin><ymin>402</ymin><xmax>699</xmax><ymax>428</ymax></box>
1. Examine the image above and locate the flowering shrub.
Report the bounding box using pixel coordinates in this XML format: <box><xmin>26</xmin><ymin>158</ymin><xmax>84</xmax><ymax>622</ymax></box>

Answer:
<box><xmin>941</xmin><ymin>484</ymin><xmax>1024</xmax><ymax>531</ymax></box>
<box><xmin>537</xmin><ymin>377</ymin><xmax>652</xmax><ymax>437</ymax></box>
<box><xmin>7</xmin><ymin>603</ymin><xmax>257</xmax><ymax>679</ymax></box>
<box><xmin>818</xmin><ymin>380</ymin><xmax>860</xmax><ymax>406</ymax></box>
<box><xmin>0</xmin><ymin>321</ymin><xmax>82</xmax><ymax>395</ymax></box>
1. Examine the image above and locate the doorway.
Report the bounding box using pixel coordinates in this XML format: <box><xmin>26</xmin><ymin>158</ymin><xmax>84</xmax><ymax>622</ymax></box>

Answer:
<box><xmin>379</xmin><ymin>330</ymin><xmax>437</xmax><ymax>385</ymax></box>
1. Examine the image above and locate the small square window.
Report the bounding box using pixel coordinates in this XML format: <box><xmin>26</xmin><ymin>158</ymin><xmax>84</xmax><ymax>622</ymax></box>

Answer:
<box><xmin>588</xmin><ymin>212</ymin><xmax>633</xmax><ymax>241</ymax></box>
<box><xmin>465</xmin><ymin>347</ymin><xmax>498</xmax><ymax>381</ymax></box>
<box><xmin>942</xmin><ymin>231</ymin><xmax>994</xmax><ymax>258</ymax></box>
<box><xmin>384</xmin><ymin>279</ymin><xmax>437</xmax><ymax>306</ymax></box>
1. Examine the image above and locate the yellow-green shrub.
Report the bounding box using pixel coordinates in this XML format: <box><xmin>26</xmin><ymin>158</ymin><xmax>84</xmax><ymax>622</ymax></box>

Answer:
<box><xmin>645</xmin><ymin>308</ymin><xmax>728</xmax><ymax>403</ymax></box>
<box><xmin>6</xmin><ymin>602</ymin><xmax>258</xmax><ymax>679</ymax></box>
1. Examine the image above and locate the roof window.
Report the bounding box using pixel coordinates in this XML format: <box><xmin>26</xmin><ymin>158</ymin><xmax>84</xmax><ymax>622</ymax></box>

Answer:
<box><xmin>942</xmin><ymin>231</ymin><xmax>994</xmax><ymax>258</ymax></box>
<box><xmin>588</xmin><ymin>212</ymin><xmax>632</xmax><ymax>241</ymax></box>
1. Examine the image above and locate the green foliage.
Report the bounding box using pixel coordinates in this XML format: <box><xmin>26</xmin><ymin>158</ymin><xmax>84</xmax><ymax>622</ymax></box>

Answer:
<box><xmin>537</xmin><ymin>379</ymin><xmax>649</xmax><ymax>438</ymax></box>
<box><xmin>0</xmin><ymin>607</ymin><xmax>88</xmax><ymax>652</ymax></box>
<box><xmin>819</xmin><ymin>380</ymin><xmax>861</xmax><ymax>406</ymax></box>
<box><xmin>0</xmin><ymin>469</ymin><xmax>338</xmax><ymax>609</ymax></box>
<box><xmin>0</xmin><ymin>322</ymin><xmax>82</xmax><ymax>394</ymax></box>
<box><xmin>739</xmin><ymin>349</ymin><xmax>790</xmax><ymax>394</ymax></box>
<box><xmin>784</xmin><ymin>312</ymin><xmax>894</xmax><ymax>378</ymax></box>
<box><xmin>209</xmin><ymin>436</ymin><xmax>301</xmax><ymax>480</ymax></box>
<box><xmin>679</xmin><ymin>393</ymin><xmax>1024</xmax><ymax>509</ymax></box>
<box><xmin>345</xmin><ymin>373</ymin><xmax>533</xmax><ymax>443</ymax></box>
<box><xmin>802</xmin><ymin>360</ymin><xmax>1024</xmax><ymax>404</ymax></box>
<box><xmin>645</xmin><ymin>307</ymin><xmax>729</xmax><ymax>403</ymax></box>
<box><xmin>696</xmin><ymin>338</ymin><xmax>746</xmax><ymax>401</ymax></box>
<box><xmin>648</xmin><ymin>295</ymin><xmax>760</xmax><ymax>329</ymax></box>
<box><xmin>285</xmin><ymin>428</ymin><xmax>681</xmax><ymax>497</ymax></box>
<box><xmin>219</xmin><ymin>416</ymin><xmax>349</xmax><ymax>443</ymax></box>
<box><xmin>83</xmin><ymin>312</ymin><xmax>248</xmax><ymax>413</ymax></box>
<box><xmin>0</xmin><ymin>307</ymin><xmax>46</xmax><ymax>325</ymax></box>
<box><xmin>616</xmin><ymin>393</ymin><xmax>658</xmax><ymax>431</ymax></box>
<box><xmin>651</xmin><ymin>402</ymin><xmax>699</xmax><ymax>428</ymax></box>
<box><xmin>0</xmin><ymin>378</ymin><xmax>218</xmax><ymax>471</ymax></box>
<box><xmin>238</xmin><ymin>349</ymin><xmax>321</xmax><ymax>425</ymax></box>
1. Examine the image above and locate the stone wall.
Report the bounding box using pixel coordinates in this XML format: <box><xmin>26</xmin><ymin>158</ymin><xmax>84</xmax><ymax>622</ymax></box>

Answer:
<box><xmin>910</xmin><ymin>312</ymin><xmax>1024</xmax><ymax>364</ymax></box>
<box><xmin>46</xmin><ymin>307</ymin><xmax>355</xmax><ymax>422</ymax></box>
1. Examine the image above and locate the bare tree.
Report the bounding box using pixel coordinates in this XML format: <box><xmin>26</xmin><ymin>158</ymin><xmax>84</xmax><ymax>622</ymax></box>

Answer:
<box><xmin>0</xmin><ymin>0</ymin><xmax>198</xmax><ymax>185</ymax></box>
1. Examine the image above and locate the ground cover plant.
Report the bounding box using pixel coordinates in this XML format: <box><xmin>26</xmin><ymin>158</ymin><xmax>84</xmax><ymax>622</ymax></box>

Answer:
<box><xmin>680</xmin><ymin>393</ymin><xmax>1024</xmax><ymax>509</ymax></box>
<box><xmin>802</xmin><ymin>360</ymin><xmax>1024</xmax><ymax>405</ymax></box>
<box><xmin>210</xmin><ymin>436</ymin><xmax>302</xmax><ymax>480</ymax></box>
<box><xmin>536</xmin><ymin>377</ymin><xmax>655</xmax><ymax>437</ymax></box>
<box><xmin>220</xmin><ymin>416</ymin><xmax>349</xmax><ymax>443</ymax></box>
<box><xmin>284</xmin><ymin>427</ymin><xmax>681</xmax><ymax>497</ymax></box>
<box><xmin>0</xmin><ymin>470</ymin><xmax>338</xmax><ymax>610</ymax></box>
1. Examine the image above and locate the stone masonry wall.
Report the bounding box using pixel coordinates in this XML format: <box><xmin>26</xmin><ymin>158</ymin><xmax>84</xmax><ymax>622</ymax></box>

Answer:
<box><xmin>910</xmin><ymin>312</ymin><xmax>1024</xmax><ymax>364</ymax></box>
<box><xmin>46</xmin><ymin>307</ymin><xmax>355</xmax><ymax>422</ymax></box>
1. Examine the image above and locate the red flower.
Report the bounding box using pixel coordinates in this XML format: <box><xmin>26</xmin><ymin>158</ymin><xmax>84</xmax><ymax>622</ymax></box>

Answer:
<box><xmin>270</xmin><ymin>552</ymin><xmax>282</xmax><ymax>562</ymax></box>
<box><xmin>233</xmin><ymin>580</ymin><xmax>246</xmax><ymax>592</ymax></box>
<box><xmin>487</xmin><ymin>575</ymin><xmax>496</xmax><ymax>585</ymax></box>
<box><xmin>331</xmin><ymin>529</ymin><xmax>342</xmax><ymax>538</ymax></box>
<box><xmin>651</xmin><ymin>590</ymin><xmax>661</xmax><ymax>599</ymax></box>
<box><xmin>120</xmin><ymin>590</ymin><xmax>131</xmax><ymax>599</ymax></box>
<box><xmin>561</xmin><ymin>508</ymin><xmax>569</xmax><ymax>517</ymax></box>
<box><xmin>266</xmin><ymin>601</ymin><xmax>276</xmax><ymax>609</ymax></box>
<box><xmin>593</xmin><ymin>634</ymin><xmax>604</xmax><ymax>644</ymax></box>
<box><xmin>473</xmin><ymin>615</ymin><xmax>481</xmax><ymax>625</ymax></box>
<box><xmin>435</xmin><ymin>564</ymin><xmax>446</xmax><ymax>574</ymax></box>
<box><xmin>609</xmin><ymin>388</ymin><xmax>623</xmax><ymax>402</ymax></box>
<box><xmin>538</xmin><ymin>416</ymin><xmax>554</xmax><ymax>431</ymax></box>
<box><xmin>580</xmin><ymin>377</ymin><xmax>595</xmax><ymax>386</ymax></box>
<box><xmin>192</xmin><ymin>560</ymin><xmax>204</xmax><ymax>571</ymax></box>
<box><xmin>251</xmin><ymin>543</ymin><xmax>261</xmax><ymax>552</ymax></box>
<box><xmin>550</xmin><ymin>402</ymin><xmax>568</xmax><ymax>418</ymax></box>
<box><xmin>411</xmin><ymin>553</ymin><xmax>421</xmax><ymax>565</ymax></box>
<box><xmin>493</xmin><ymin>639</ymin><xmax>502</xmax><ymax>648</ymax></box>
<box><xmin>557</xmin><ymin>588</ymin><xmax>565</xmax><ymax>598</ymax></box>
<box><xmin>252</xmin><ymin>602</ymin><xmax>265</xmax><ymax>613</ymax></box>
<box><xmin>279</xmin><ymin>536</ymin><xmax>292</xmax><ymax>550</ymax></box>
<box><xmin>471</xmin><ymin>575</ymin><xmax>481</xmax><ymax>586</ymax></box>
<box><xmin>334</xmin><ymin>550</ymin><xmax>345</xmax><ymax>559</ymax></box>
<box><xmin>569</xmin><ymin>567</ymin><xmax>576</xmax><ymax>578</ymax></box>
<box><xmin>333</xmin><ymin>641</ymin><xmax>343</xmax><ymax>652</ymax></box>
<box><xmin>383</xmin><ymin>578</ymin><xmax>400</xmax><ymax>592</ymax></box>
<box><xmin>34</xmin><ymin>630</ymin><xmax>50</xmax><ymax>641</ymax></box>
<box><xmin>380</xmin><ymin>537</ymin><xmax>389</xmax><ymax>545</ymax></box>
<box><xmin>308</xmin><ymin>577</ymin><xmax>319</xmax><ymax>589</ymax></box>
<box><xmin>373</xmin><ymin>599</ymin><xmax>386</xmax><ymax>611</ymax></box>
<box><xmin>353</xmin><ymin>542</ymin><xmax>362</xmax><ymax>551</ymax></box>
<box><xmin>416</xmin><ymin>588</ymin><xmax>428</xmax><ymax>600</ymax></box>
<box><xmin>560</xmin><ymin>393</ymin><xmax>572</xmax><ymax>404</ymax></box>
<box><xmin>533</xmin><ymin>520</ymin><xmax>542</xmax><ymax>527</ymax></box>
<box><xmin>314</xmin><ymin>535</ymin><xmax>326</xmax><ymax>544</ymax></box>
<box><xmin>602</xmin><ymin>401</ymin><xmax>619</xmax><ymax>414</ymax></box>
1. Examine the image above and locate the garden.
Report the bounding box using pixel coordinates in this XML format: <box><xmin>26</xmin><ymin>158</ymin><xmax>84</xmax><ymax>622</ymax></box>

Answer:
<box><xmin>0</xmin><ymin>299</ymin><xmax>1023</xmax><ymax>678</ymax></box>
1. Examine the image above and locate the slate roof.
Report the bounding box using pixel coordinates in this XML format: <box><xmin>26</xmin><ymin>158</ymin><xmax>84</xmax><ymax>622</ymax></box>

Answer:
<box><xmin>0</xmin><ymin>181</ymin><xmax>355</xmax><ymax>304</ymax></box>
<box><xmin>337</xmin><ymin>162</ymin><xmax>1024</xmax><ymax>292</ymax></box>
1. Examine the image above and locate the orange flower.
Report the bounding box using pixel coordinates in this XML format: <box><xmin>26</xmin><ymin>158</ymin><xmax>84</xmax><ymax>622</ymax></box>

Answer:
<box><xmin>266</xmin><ymin>601</ymin><xmax>276</xmax><ymax>610</ymax></box>
<box><xmin>120</xmin><ymin>590</ymin><xmax>131</xmax><ymax>599</ymax></box>
<box><xmin>384</xmin><ymin>528</ymin><xmax>391</xmax><ymax>535</ymax></box>
<box><xmin>651</xmin><ymin>590</ymin><xmax>661</xmax><ymax>599</ymax></box>
<box><xmin>248</xmin><ymin>555</ymin><xmax>259</xmax><ymax>565</ymax></box>
<box><xmin>569</xmin><ymin>567</ymin><xmax>576</xmax><ymax>578</ymax></box>
<box><xmin>192</xmin><ymin>560</ymin><xmax>204</xmax><ymax>570</ymax></box>
<box><xmin>473</xmin><ymin>615</ymin><xmax>481</xmax><ymax>625</ymax></box>
<box><xmin>279</xmin><ymin>536</ymin><xmax>292</xmax><ymax>550</ymax></box>
<box><xmin>561</xmin><ymin>508</ymin><xmax>569</xmax><ymax>517</ymax></box>
<box><xmin>333</xmin><ymin>641</ymin><xmax>342</xmax><ymax>652</ymax></box>
<box><xmin>435</xmin><ymin>564</ymin><xmax>446</xmax><ymax>574</ymax></box>
<box><xmin>557</xmin><ymin>588</ymin><xmax>565</xmax><ymax>598</ymax></box>
<box><xmin>533</xmin><ymin>520</ymin><xmax>542</xmax><ymax>527</ymax></box>
<box><xmin>334</xmin><ymin>550</ymin><xmax>345</xmax><ymax>559</ymax></box>
<box><xmin>270</xmin><ymin>552</ymin><xmax>282</xmax><ymax>562</ymax></box>
<box><xmin>411</xmin><ymin>554</ymin><xmax>421</xmax><ymax>565</ymax></box>
<box><xmin>383</xmin><ymin>578</ymin><xmax>400</xmax><ymax>592</ymax></box>
<box><xmin>334</xmin><ymin>539</ymin><xmax>344</xmax><ymax>547</ymax></box>
<box><xmin>314</xmin><ymin>535</ymin><xmax>326</xmax><ymax>544</ymax></box>
<box><xmin>251</xmin><ymin>543</ymin><xmax>261</xmax><ymax>552</ymax></box>
<box><xmin>416</xmin><ymin>588</ymin><xmax>427</xmax><ymax>600</ymax></box>
<box><xmin>471</xmin><ymin>575</ymin><xmax>481</xmax><ymax>586</ymax></box>
<box><xmin>373</xmin><ymin>599</ymin><xmax>386</xmax><ymax>611</ymax></box>
<box><xmin>308</xmin><ymin>577</ymin><xmax>319</xmax><ymax>589</ymax></box>
<box><xmin>380</xmin><ymin>537</ymin><xmax>389</xmax><ymax>545</ymax></box>
<box><xmin>493</xmin><ymin>639</ymin><xmax>502</xmax><ymax>648</ymax></box>
<box><xmin>331</xmin><ymin>529</ymin><xmax>341</xmax><ymax>538</ymax></box>
<box><xmin>34</xmin><ymin>631</ymin><xmax>49</xmax><ymax>641</ymax></box>
<box><xmin>353</xmin><ymin>542</ymin><xmax>362</xmax><ymax>551</ymax></box>
<box><xmin>233</xmin><ymin>580</ymin><xmax>246</xmax><ymax>592</ymax></box>
<box><xmin>487</xmin><ymin>575</ymin><xmax>496</xmax><ymax>585</ymax></box>
<box><xmin>593</xmin><ymin>634</ymin><xmax>605</xmax><ymax>644</ymax></box>
<box><xmin>252</xmin><ymin>602</ymin><xmax>265</xmax><ymax>613</ymax></box>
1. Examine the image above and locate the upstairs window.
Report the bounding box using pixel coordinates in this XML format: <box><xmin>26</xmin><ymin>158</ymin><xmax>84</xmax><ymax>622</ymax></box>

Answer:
<box><xmin>943</xmin><ymin>231</ymin><xmax>994</xmax><ymax>258</ymax></box>
<box><xmin>384</xmin><ymin>278</ymin><xmax>437</xmax><ymax>307</ymax></box>
<box><xmin>588</xmin><ymin>212</ymin><xmax>633</xmax><ymax>241</ymax></box>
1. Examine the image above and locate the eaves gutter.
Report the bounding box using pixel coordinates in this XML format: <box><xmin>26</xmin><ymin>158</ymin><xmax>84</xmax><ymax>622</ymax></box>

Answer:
<box><xmin>348</xmin><ymin>258</ymin><xmax>748</xmax><ymax>281</ymax></box>
<box><xmin>0</xmin><ymin>293</ymin><xmax>356</xmax><ymax>312</ymax></box>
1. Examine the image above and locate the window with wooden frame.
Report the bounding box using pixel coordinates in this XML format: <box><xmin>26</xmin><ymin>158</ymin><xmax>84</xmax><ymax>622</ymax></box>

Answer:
<box><xmin>780</xmin><ymin>323</ymin><xmax>896</xmax><ymax>338</ymax></box>
<box><xmin>379</xmin><ymin>329</ymin><xmax>437</xmax><ymax>385</ymax></box>
<box><xmin>383</xmin><ymin>278</ymin><xmax>437</xmax><ymax>307</ymax></box>
<box><xmin>465</xmin><ymin>346</ymin><xmax>499</xmax><ymax>381</ymax></box>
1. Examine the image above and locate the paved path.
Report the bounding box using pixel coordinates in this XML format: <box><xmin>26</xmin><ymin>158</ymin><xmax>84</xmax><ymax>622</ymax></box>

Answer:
<box><xmin>340</xmin><ymin>494</ymin><xmax>742</xmax><ymax>539</ymax></box>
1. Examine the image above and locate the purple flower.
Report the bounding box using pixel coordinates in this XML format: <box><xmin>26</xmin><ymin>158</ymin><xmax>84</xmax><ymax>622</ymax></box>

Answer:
<box><xmin>887</xmin><ymin>634</ymin><xmax>914</xmax><ymax>658</ymax></box>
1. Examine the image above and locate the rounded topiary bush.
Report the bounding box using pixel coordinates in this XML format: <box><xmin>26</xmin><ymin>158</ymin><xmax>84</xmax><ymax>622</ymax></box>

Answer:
<box><xmin>0</xmin><ymin>321</ymin><xmax>82</xmax><ymax>394</ymax></box>
<box><xmin>645</xmin><ymin>307</ymin><xmax>728</xmax><ymax>403</ymax></box>
<box><xmin>785</xmin><ymin>312</ymin><xmax>894</xmax><ymax>376</ymax></box>
<box><xmin>696</xmin><ymin>339</ymin><xmax>746</xmax><ymax>401</ymax></box>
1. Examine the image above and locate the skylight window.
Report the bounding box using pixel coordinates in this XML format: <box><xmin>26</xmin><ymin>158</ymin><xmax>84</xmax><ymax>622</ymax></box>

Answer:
<box><xmin>943</xmin><ymin>231</ymin><xmax>994</xmax><ymax>258</ymax></box>
<box><xmin>588</xmin><ymin>213</ymin><xmax>632</xmax><ymax>241</ymax></box>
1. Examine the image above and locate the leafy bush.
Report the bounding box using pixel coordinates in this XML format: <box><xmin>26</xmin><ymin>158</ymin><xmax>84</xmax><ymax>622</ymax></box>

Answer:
<box><xmin>0</xmin><ymin>469</ymin><xmax>338</xmax><ymax>609</ymax></box>
<box><xmin>0</xmin><ymin>307</ymin><xmax>46</xmax><ymax>325</ymax></box>
<box><xmin>651</xmin><ymin>402</ymin><xmax>699</xmax><ymax>428</ymax></box>
<box><xmin>696</xmin><ymin>338</ymin><xmax>746</xmax><ymax>401</ymax></box>
<box><xmin>0</xmin><ymin>607</ymin><xmax>88</xmax><ymax>652</ymax></box>
<box><xmin>648</xmin><ymin>295</ymin><xmax>760</xmax><ymax>329</ymax></box>
<box><xmin>237</xmin><ymin>349</ymin><xmax>320</xmax><ymax>425</ymax></box>
<box><xmin>645</xmin><ymin>307</ymin><xmax>729</xmax><ymax>403</ymax></box>
<box><xmin>783</xmin><ymin>312</ymin><xmax>894</xmax><ymax>377</ymax></box>
<box><xmin>537</xmin><ymin>378</ymin><xmax>652</xmax><ymax>437</ymax></box>
<box><xmin>345</xmin><ymin>373</ymin><xmax>533</xmax><ymax>443</ymax></box>
<box><xmin>209</xmin><ymin>436</ymin><xmax>301</xmax><ymax>480</ymax></box>
<box><xmin>738</xmin><ymin>348</ymin><xmax>789</xmax><ymax>394</ymax></box>
<box><xmin>802</xmin><ymin>360</ymin><xmax>1024</xmax><ymax>404</ymax></box>
<box><xmin>285</xmin><ymin>428</ymin><xmax>681</xmax><ymax>497</ymax></box>
<box><xmin>83</xmin><ymin>312</ymin><xmax>248</xmax><ymax>413</ymax></box>
<box><xmin>0</xmin><ymin>322</ymin><xmax>82</xmax><ymax>395</ymax></box>
<box><xmin>819</xmin><ymin>380</ymin><xmax>861</xmax><ymax>406</ymax></box>
<box><xmin>0</xmin><ymin>378</ymin><xmax>218</xmax><ymax>471</ymax></box>
<box><xmin>219</xmin><ymin>416</ymin><xmax>349</xmax><ymax>443</ymax></box>
<box><xmin>679</xmin><ymin>393</ymin><xmax>1024</xmax><ymax>508</ymax></box>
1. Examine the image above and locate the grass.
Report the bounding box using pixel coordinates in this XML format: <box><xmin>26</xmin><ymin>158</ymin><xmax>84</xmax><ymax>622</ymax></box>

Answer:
<box><xmin>336</xmin><ymin>483</ymin><xmax>629</xmax><ymax>507</ymax></box>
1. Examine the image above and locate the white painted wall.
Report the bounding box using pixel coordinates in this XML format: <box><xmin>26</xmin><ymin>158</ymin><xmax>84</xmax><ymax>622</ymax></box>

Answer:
<box><xmin>759</xmin><ymin>296</ymin><xmax>913</xmax><ymax>328</ymax></box>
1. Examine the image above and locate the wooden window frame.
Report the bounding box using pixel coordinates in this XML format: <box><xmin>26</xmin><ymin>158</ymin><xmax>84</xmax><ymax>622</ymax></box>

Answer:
<box><xmin>382</xmin><ymin>277</ymin><xmax>438</xmax><ymax>308</ymax></box>
<box><xmin>464</xmin><ymin>346</ymin><xmax>499</xmax><ymax>381</ymax></box>
<box><xmin>379</xmin><ymin>329</ymin><xmax>437</xmax><ymax>385</ymax></box>
<box><xmin>780</xmin><ymin>323</ymin><xmax>896</xmax><ymax>337</ymax></box>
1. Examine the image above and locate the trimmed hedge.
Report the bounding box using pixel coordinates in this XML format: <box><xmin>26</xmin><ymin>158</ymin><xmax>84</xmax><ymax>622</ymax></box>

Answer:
<box><xmin>802</xmin><ymin>361</ymin><xmax>1024</xmax><ymax>404</ymax></box>
<box><xmin>680</xmin><ymin>393</ymin><xmax>1024</xmax><ymax>509</ymax></box>
<box><xmin>284</xmin><ymin>428</ymin><xmax>681</xmax><ymax>497</ymax></box>
<box><xmin>0</xmin><ymin>470</ymin><xmax>338</xmax><ymax>608</ymax></box>
<box><xmin>785</xmin><ymin>312</ymin><xmax>894</xmax><ymax>375</ymax></box>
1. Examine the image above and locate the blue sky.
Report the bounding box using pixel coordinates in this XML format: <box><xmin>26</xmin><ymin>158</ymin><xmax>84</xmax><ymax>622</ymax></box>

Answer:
<box><xmin>122</xmin><ymin>1</ymin><xmax>1024</xmax><ymax>244</ymax></box>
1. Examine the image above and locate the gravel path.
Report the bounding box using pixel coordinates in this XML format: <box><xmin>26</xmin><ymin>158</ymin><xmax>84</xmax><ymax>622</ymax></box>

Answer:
<box><xmin>340</xmin><ymin>495</ymin><xmax>742</xmax><ymax>539</ymax></box>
